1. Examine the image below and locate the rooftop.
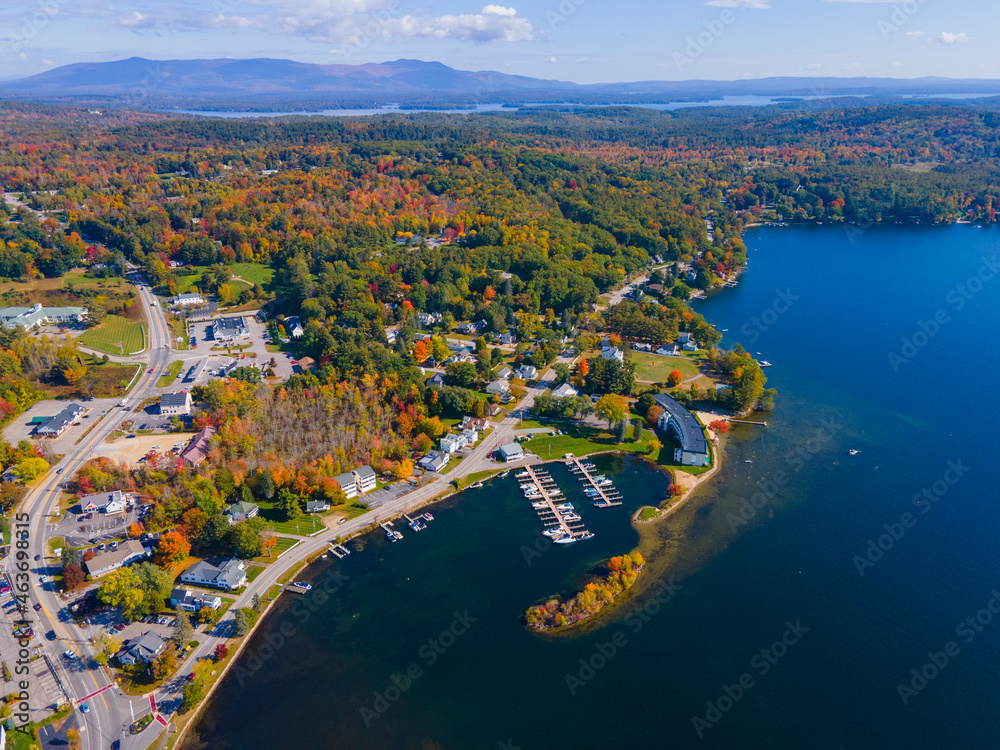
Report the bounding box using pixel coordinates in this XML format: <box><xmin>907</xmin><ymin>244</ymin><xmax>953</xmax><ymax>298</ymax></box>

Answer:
<box><xmin>653</xmin><ymin>393</ymin><xmax>708</xmax><ymax>456</ymax></box>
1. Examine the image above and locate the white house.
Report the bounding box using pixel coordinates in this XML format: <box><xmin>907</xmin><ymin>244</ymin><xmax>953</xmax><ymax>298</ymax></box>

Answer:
<box><xmin>601</xmin><ymin>346</ymin><xmax>624</xmax><ymax>363</ymax></box>
<box><xmin>117</xmin><ymin>631</ymin><xmax>167</xmax><ymax>665</ymax></box>
<box><xmin>35</xmin><ymin>403</ymin><xmax>85</xmax><ymax>437</ymax></box>
<box><xmin>79</xmin><ymin>490</ymin><xmax>128</xmax><ymax>514</ymax></box>
<box><xmin>498</xmin><ymin>443</ymin><xmax>524</xmax><ymax>462</ymax></box>
<box><xmin>213</xmin><ymin>316</ymin><xmax>250</xmax><ymax>343</ymax></box>
<box><xmin>495</xmin><ymin>366</ymin><xmax>512</xmax><ymax>380</ymax></box>
<box><xmin>84</xmin><ymin>540</ymin><xmax>147</xmax><ymax>578</ymax></box>
<box><xmin>459</xmin><ymin>429</ymin><xmax>478</xmax><ymax>447</ymax></box>
<box><xmin>170</xmin><ymin>588</ymin><xmax>222</xmax><ymax>612</ymax></box>
<box><xmin>159</xmin><ymin>392</ymin><xmax>192</xmax><ymax>416</ymax></box>
<box><xmin>418</xmin><ymin>450</ymin><xmax>449</xmax><ymax>472</ymax></box>
<box><xmin>486</xmin><ymin>380</ymin><xmax>510</xmax><ymax>397</ymax></box>
<box><xmin>334</xmin><ymin>472</ymin><xmax>358</xmax><ymax>500</ymax></box>
<box><xmin>656</xmin><ymin>344</ymin><xmax>679</xmax><ymax>356</ymax></box>
<box><xmin>0</xmin><ymin>304</ymin><xmax>87</xmax><ymax>330</ymax></box>
<box><xmin>440</xmin><ymin>434</ymin><xmax>464</xmax><ymax>454</ymax></box>
<box><xmin>354</xmin><ymin>465</ymin><xmax>377</xmax><ymax>494</ymax></box>
<box><xmin>223</xmin><ymin>501</ymin><xmax>259</xmax><ymax>525</ymax></box>
<box><xmin>552</xmin><ymin>383</ymin><xmax>579</xmax><ymax>399</ymax></box>
<box><xmin>172</xmin><ymin>293</ymin><xmax>205</xmax><ymax>307</ymax></box>
<box><xmin>284</xmin><ymin>316</ymin><xmax>304</xmax><ymax>338</ymax></box>
<box><xmin>515</xmin><ymin>365</ymin><xmax>537</xmax><ymax>380</ymax></box>
<box><xmin>682</xmin><ymin>339</ymin><xmax>699</xmax><ymax>352</ymax></box>
<box><xmin>180</xmin><ymin>559</ymin><xmax>247</xmax><ymax>591</ymax></box>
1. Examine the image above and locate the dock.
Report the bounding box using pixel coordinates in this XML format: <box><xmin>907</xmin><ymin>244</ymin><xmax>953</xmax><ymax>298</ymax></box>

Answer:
<box><xmin>727</xmin><ymin>419</ymin><xmax>768</xmax><ymax>427</ymax></box>
<box><xmin>566</xmin><ymin>458</ymin><xmax>623</xmax><ymax>508</ymax></box>
<box><xmin>282</xmin><ymin>584</ymin><xmax>308</xmax><ymax>594</ymax></box>
<box><xmin>329</xmin><ymin>544</ymin><xmax>350</xmax><ymax>558</ymax></box>
<box><xmin>520</xmin><ymin>465</ymin><xmax>593</xmax><ymax>542</ymax></box>
<box><xmin>404</xmin><ymin>513</ymin><xmax>427</xmax><ymax>532</ymax></box>
<box><xmin>380</xmin><ymin>521</ymin><xmax>403</xmax><ymax>542</ymax></box>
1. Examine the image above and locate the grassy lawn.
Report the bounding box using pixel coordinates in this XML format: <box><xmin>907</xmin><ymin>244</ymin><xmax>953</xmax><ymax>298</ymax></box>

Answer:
<box><xmin>169</xmin><ymin>316</ymin><xmax>189</xmax><ymax>350</ymax></box>
<box><xmin>156</xmin><ymin>360</ymin><xmax>183</xmax><ymax>387</ymax></box>
<box><xmin>439</xmin><ymin>454</ymin><xmax>465</xmax><ymax>474</ymax></box>
<box><xmin>252</xmin><ymin>536</ymin><xmax>297</xmax><ymax>563</ymax></box>
<box><xmin>230</xmin><ymin>263</ymin><xmax>273</xmax><ymax>287</ymax></box>
<box><xmin>637</xmin><ymin>507</ymin><xmax>659</xmax><ymax>521</ymax></box>
<box><xmin>463</xmin><ymin>468</ymin><xmax>502</xmax><ymax>484</ymax></box>
<box><xmin>79</xmin><ymin>315</ymin><xmax>146</xmax><ymax>355</ymax></box>
<box><xmin>631</xmin><ymin>351</ymin><xmax>704</xmax><ymax>383</ymax></box>
<box><xmin>245</xmin><ymin>565</ymin><xmax>266</xmax><ymax>583</ymax></box>
<box><xmin>278</xmin><ymin>560</ymin><xmax>308</xmax><ymax>585</ymax></box>
<box><xmin>524</xmin><ymin>423</ymin><xmax>658</xmax><ymax>462</ymax></box>
<box><xmin>269</xmin><ymin>515</ymin><xmax>324</xmax><ymax>536</ymax></box>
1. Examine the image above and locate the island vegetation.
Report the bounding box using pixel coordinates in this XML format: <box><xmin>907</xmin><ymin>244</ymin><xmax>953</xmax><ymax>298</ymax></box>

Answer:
<box><xmin>524</xmin><ymin>553</ymin><xmax>645</xmax><ymax>631</ymax></box>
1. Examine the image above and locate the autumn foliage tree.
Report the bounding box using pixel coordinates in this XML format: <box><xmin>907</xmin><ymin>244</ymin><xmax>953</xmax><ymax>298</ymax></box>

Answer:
<box><xmin>62</xmin><ymin>563</ymin><xmax>85</xmax><ymax>591</ymax></box>
<box><xmin>667</xmin><ymin>369</ymin><xmax>683</xmax><ymax>387</ymax></box>
<box><xmin>156</xmin><ymin>530</ymin><xmax>191</xmax><ymax>567</ymax></box>
<box><xmin>709</xmin><ymin>420</ymin><xmax>730</xmax><ymax>434</ymax></box>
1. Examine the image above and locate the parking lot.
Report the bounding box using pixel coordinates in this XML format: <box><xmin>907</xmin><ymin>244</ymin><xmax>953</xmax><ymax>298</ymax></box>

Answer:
<box><xmin>49</xmin><ymin>500</ymin><xmax>146</xmax><ymax>548</ymax></box>
<box><xmin>3</xmin><ymin>398</ymin><xmax>122</xmax><ymax>450</ymax></box>
<box><xmin>181</xmin><ymin>312</ymin><xmax>296</xmax><ymax>381</ymax></box>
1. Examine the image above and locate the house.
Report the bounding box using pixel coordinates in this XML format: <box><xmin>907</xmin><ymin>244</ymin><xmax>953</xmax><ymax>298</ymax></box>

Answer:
<box><xmin>632</xmin><ymin>342</ymin><xmax>652</xmax><ymax>352</ymax></box>
<box><xmin>418</xmin><ymin>450</ymin><xmax>449</xmax><ymax>472</ymax></box>
<box><xmin>117</xmin><ymin>631</ymin><xmax>167</xmax><ymax>665</ymax></box>
<box><xmin>601</xmin><ymin>346</ymin><xmax>625</xmax><ymax>363</ymax></box>
<box><xmin>159</xmin><ymin>392</ymin><xmax>192</xmax><ymax>416</ymax></box>
<box><xmin>486</xmin><ymin>380</ymin><xmax>510</xmax><ymax>397</ymax></box>
<box><xmin>296</xmin><ymin>357</ymin><xmax>316</xmax><ymax>372</ymax></box>
<box><xmin>677</xmin><ymin>332</ymin><xmax>693</xmax><ymax>344</ymax></box>
<box><xmin>0</xmin><ymin>303</ymin><xmax>87</xmax><ymax>330</ymax></box>
<box><xmin>79</xmin><ymin>490</ymin><xmax>127</xmax><ymax>514</ymax></box>
<box><xmin>212</xmin><ymin>316</ymin><xmax>250</xmax><ymax>343</ymax></box>
<box><xmin>224</xmin><ymin>501</ymin><xmax>259</xmax><ymax>525</ymax></box>
<box><xmin>515</xmin><ymin>365</ymin><xmax>537</xmax><ymax>381</ymax></box>
<box><xmin>440</xmin><ymin>434</ymin><xmax>464</xmax><ymax>454</ymax></box>
<box><xmin>180</xmin><ymin>559</ymin><xmax>247</xmax><ymax>591</ymax></box>
<box><xmin>498</xmin><ymin>443</ymin><xmax>524</xmax><ymax>462</ymax></box>
<box><xmin>418</xmin><ymin>312</ymin><xmax>442</xmax><ymax>328</ymax></box>
<box><xmin>552</xmin><ymin>383</ymin><xmax>579</xmax><ymax>399</ymax></box>
<box><xmin>656</xmin><ymin>344</ymin><xmax>679</xmax><ymax>356</ymax></box>
<box><xmin>683</xmin><ymin>339</ymin><xmax>699</xmax><ymax>352</ymax></box>
<box><xmin>653</xmin><ymin>393</ymin><xmax>710</xmax><ymax>467</ymax></box>
<box><xmin>333</xmin><ymin>472</ymin><xmax>358</xmax><ymax>500</ymax></box>
<box><xmin>385</xmin><ymin>328</ymin><xmax>398</xmax><ymax>344</ymax></box>
<box><xmin>35</xmin><ymin>403</ymin><xmax>84</xmax><ymax>437</ymax></box>
<box><xmin>84</xmin><ymin>540</ymin><xmax>148</xmax><ymax>578</ymax></box>
<box><xmin>284</xmin><ymin>316</ymin><xmax>304</xmax><ymax>338</ymax></box>
<box><xmin>458</xmin><ymin>321</ymin><xmax>478</xmax><ymax>335</ymax></box>
<box><xmin>171</xmin><ymin>293</ymin><xmax>205</xmax><ymax>307</ymax></box>
<box><xmin>497</xmin><ymin>332</ymin><xmax>516</xmax><ymax>345</ymax></box>
<box><xmin>486</xmin><ymin>403</ymin><xmax>504</xmax><ymax>417</ymax></box>
<box><xmin>427</xmin><ymin>373</ymin><xmax>446</xmax><ymax>387</ymax></box>
<box><xmin>495</xmin><ymin>366</ymin><xmax>512</xmax><ymax>380</ymax></box>
<box><xmin>646</xmin><ymin>283</ymin><xmax>665</xmax><ymax>295</ymax></box>
<box><xmin>354</xmin><ymin>465</ymin><xmax>377</xmax><ymax>494</ymax></box>
<box><xmin>305</xmin><ymin>499</ymin><xmax>330</xmax><ymax>513</ymax></box>
<box><xmin>459</xmin><ymin>429</ymin><xmax>478</xmax><ymax>447</ymax></box>
<box><xmin>170</xmin><ymin>588</ymin><xmax>222</xmax><ymax>612</ymax></box>
<box><xmin>460</xmin><ymin>417</ymin><xmax>488</xmax><ymax>431</ymax></box>
<box><xmin>181</xmin><ymin>425</ymin><xmax>216</xmax><ymax>466</ymax></box>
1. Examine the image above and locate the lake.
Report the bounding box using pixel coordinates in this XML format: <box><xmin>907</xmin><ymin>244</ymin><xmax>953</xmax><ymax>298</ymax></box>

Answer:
<box><xmin>184</xmin><ymin>224</ymin><xmax>1000</xmax><ymax>749</ymax></box>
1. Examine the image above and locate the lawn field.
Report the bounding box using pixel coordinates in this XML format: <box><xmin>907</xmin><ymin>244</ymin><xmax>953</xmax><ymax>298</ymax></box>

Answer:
<box><xmin>230</xmin><ymin>263</ymin><xmax>274</xmax><ymax>286</ymax></box>
<box><xmin>252</xmin><ymin>536</ymin><xmax>298</xmax><ymax>564</ymax></box>
<box><xmin>631</xmin><ymin>351</ymin><xmax>704</xmax><ymax>383</ymax></box>
<box><xmin>156</xmin><ymin>360</ymin><xmax>183</xmax><ymax>387</ymax></box>
<box><xmin>79</xmin><ymin>315</ymin><xmax>146</xmax><ymax>355</ymax></box>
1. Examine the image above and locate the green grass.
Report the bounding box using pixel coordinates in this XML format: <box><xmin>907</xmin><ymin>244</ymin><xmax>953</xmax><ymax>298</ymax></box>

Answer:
<box><xmin>246</xmin><ymin>565</ymin><xmax>266</xmax><ymax>583</ymax></box>
<box><xmin>278</xmin><ymin>560</ymin><xmax>308</xmax><ymax>585</ymax></box>
<box><xmin>439</xmin><ymin>454</ymin><xmax>465</xmax><ymax>474</ymax></box>
<box><xmin>631</xmin><ymin>351</ymin><xmax>704</xmax><ymax>383</ymax></box>
<box><xmin>79</xmin><ymin>315</ymin><xmax>146</xmax><ymax>355</ymax></box>
<box><xmin>230</xmin><ymin>263</ymin><xmax>273</xmax><ymax>287</ymax></box>
<box><xmin>252</xmin><ymin>536</ymin><xmax>297</xmax><ymax>563</ymax></box>
<box><xmin>156</xmin><ymin>360</ymin><xmax>183</xmax><ymax>387</ymax></box>
<box><xmin>637</xmin><ymin>507</ymin><xmax>659</xmax><ymax>521</ymax></box>
<box><xmin>524</xmin><ymin>423</ymin><xmax>658</xmax><ymax>462</ymax></box>
<box><xmin>268</xmin><ymin>515</ymin><xmax>324</xmax><ymax>536</ymax></box>
<box><xmin>463</xmin><ymin>469</ymin><xmax>502</xmax><ymax>484</ymax></box>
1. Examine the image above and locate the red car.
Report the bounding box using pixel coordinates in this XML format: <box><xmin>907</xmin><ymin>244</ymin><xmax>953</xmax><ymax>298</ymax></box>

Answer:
<box><xmin>148</xmin><ymin>369</ymin><xmax>154</xmax><ymax>374</ymax></box>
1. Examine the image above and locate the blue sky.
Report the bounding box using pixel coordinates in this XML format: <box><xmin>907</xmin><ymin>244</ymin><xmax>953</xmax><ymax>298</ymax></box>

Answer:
<box><xmin>0</xmin><ymin>0</ymin><xmax>995</xmax><ymax>83</ymax></box>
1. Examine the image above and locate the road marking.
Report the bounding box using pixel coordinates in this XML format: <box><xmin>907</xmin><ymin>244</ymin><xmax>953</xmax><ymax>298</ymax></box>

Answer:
<box><xmin>79</xmin><ymin>683</ymin><xmax>114</xmax><ymax>702</ymax></box>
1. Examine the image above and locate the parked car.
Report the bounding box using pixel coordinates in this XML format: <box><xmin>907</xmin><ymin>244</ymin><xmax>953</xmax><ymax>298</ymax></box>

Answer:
<box><xmin>39</xmin><ymin>575</ymin><xmax>48</xmax><ymax>583</ymax></box>
<box><xmin>46</xmin><ymin>630</ymin><xmax>57</xmax><ymax>640</ymax></box>
<box><xmin>63</xmin><ymin>650</ymin><xmax>74</xmax><ymax>659</ymax></box>
<box><xmin>33</xmin><ymin>603</ymin><xmax>41</xmax><ymax>611</ymax></box>
<box><xmin>80</xmin><ymin>703</ymin><xmax>89</xmax><ymax>714</ymax></box>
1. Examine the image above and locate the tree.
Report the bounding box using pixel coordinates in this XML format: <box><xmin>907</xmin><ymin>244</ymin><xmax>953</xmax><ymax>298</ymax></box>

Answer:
<box><xmin>181</xmin><ymin>508</ymin><xmax>208</xmax><ymax>539</ymax></box>
<box><xmin>553</xmin><ymin>363</ymin><xmax>571</xmax><ymax>384</ymax></box>
<box><xmin>668</xmin><ymin>484</ymin><xmax>684</xmax><ymax>498</ymax></box>
<box><xmin>233</xmin><ymin>609</ymin><xmax>250</xmax><ymax>636</ymax></box>
<box><xmin>631</xmin><ymin>418</ymin><xmax>644</xmax><ymax>442</ymax></box>
<box><xmin>616</xmin><ymin>419</ymin><xmax>629</xmax><ymax>444</ymax></box>
<box><xmin>182</xmin><ymin>678</ymin><xmax>205</xmax><ymax>711</ymax></box>
<box><xmin>445</xmin><ymin>361</ymin><xmax>477</xmax><ymax>388</ymax></box>
<box><xmin>98</xmin><ymin>568</ymin><xmax>145</xmax><ymax>621</ymax></box>
<box><xmin>66</xmin><ymin>728</ymin><xmax>81</xmax><ymax>750</ymax></box>
<box><xmin>647</xmin><ymin>439</ymin><xmax>663</xmax><ymax>457</ymax></box>
<box><xmin>13</xmin><ymin>457</ymin><xmax>48</xmax><ymax>482</ymax></box>
<box><xmin>393</xmin><ymin>460</ymin><xmax>413</xmax><ymax>480</ymax></box>
<box><xmin>93</xmin><ymin>633</ymin><xmax>121</xmax><ymax>666</ymax></box>
<box><xmin>594</xmin><ymin>394</ymin><xmax>629</xmax><ymax>429</ymax></box>
<box><xmin>229</xmin><ymin>521</ymin><xmax>264</xmax><ymax>558</ymax></box>
<box><xmin>127</xmin><ymin>522</ymin><xmax>145</xmax><ymax>539</ymax></box>
<box><xmin>412</xmin><ymin>339</ymin><xmax>431</xmax><ymax>363</ymax></box>
<box><xmin>667</xmin><ymin>369</ymin><xmax>683</xmax><ymax>387</ymax></box>
<box><xmin>229</xmin><ymin>366</ymin><xmax>262</xmax><ymax>384</ymax></box>
<box><xmin>277</xmin><ymin>488</ymin><xmax>301</xmax><ymax>521</ymax></box>
<box><xmin>645</xmin><ymin>405</ymin><xmax>664</xmax><ymax>427</ymax></box>
<box><xmin>173</xmin><ymin>607</ymin><xmax>193</xmax><ymax>648</ymax></box>
<box><xmin>156</xmin><ymin>530</ymin><xmax>191</xmax><ymax>567</ymax></box>
<box><xmin>62</xmin><ymin>563</ymin><xmax>85</xmax><ymax>592</ymax></box>
<box><xmin>214</xmin><ymin>643</ymin><xmax>229</xmax><ymax>662</ymax></box>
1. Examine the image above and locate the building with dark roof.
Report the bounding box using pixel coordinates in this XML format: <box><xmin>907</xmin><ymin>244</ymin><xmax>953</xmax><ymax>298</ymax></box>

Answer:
<box><xmin>159</xmin><ymin>392</ymin><xmax>192</xmax><ymax>416</ymax></box>
<box><xmin>653</xmin><ymin>393</ymin><xmax>710</xmax><ymax>467</ymax></box>
<box><xmin>35</xmin><ymin>403</ymin><xmax>84</xmax><ymax>437</ymax></box>
<box><xmin>181</xmin><ymin>425</ymin><xmax>216</xmax><ymax>466</ymax></box>
<box><xmin>212</xmin><ymin>316</ymin><xmax>250</xmax><ymax>343</ymax></box>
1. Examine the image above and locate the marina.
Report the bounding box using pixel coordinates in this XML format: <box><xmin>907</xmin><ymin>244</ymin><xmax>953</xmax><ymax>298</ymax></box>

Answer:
<box><xmin>519</xmin><ymin>464</ymin><xmax>594</xmax><ymax>543</ymax></box>
<box><xmin>566</xmin><ymin>457</ymin><xmax>623</xmax><ymax>508</ymax></box>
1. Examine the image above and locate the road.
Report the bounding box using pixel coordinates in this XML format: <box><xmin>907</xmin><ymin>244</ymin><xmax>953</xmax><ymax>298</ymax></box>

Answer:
<box><xmin>605</xmin><ymin>274</ymin><xmax>649</xmax><ymax>306</ymax></box>
<box><xmin>10</xmin><ymin>267</ymin><xmax>174</xmax><ymax>750</ymax></box>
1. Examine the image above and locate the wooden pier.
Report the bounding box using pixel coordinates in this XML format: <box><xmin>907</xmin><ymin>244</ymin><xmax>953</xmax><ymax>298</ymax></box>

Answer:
<box><xmin>329</xmin><ymin>544</ymin><xmax>350</xmax><ymax>558</ymax></box>
<box><xmin>726</xmin><ymin>419</ymin><xmax>768</xmax><ymax>427</ymax></box>
<box><xmin>566</xmin><ymin>458</ymin><xmax>623</xmax><ymax>508</ymax></box>
<box><xmin>520</xmin><ymin>465</ymin><xmax>592</xmax><ymax>541</ymax></box>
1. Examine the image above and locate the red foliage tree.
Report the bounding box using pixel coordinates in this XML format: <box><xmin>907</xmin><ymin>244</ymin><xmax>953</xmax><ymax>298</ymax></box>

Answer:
<box><xmin>214</xmin><ymin>643</ymin><xmax>229</xmax><ymax>662</ymax></box>
<box><xmin>667</xmin><ymin>370</ymin><xmax>683</xmax><ymax>387</ymax></box>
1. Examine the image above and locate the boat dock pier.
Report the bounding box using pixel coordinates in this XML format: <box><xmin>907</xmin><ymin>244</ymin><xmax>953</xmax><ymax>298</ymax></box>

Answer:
<box><xmin>519</xmin><ymin>465</ymin><xmax>593</xmax><ymax>543</ymax></box>
<box><xmin>566</xmin><ymin>458</ymin><xmax>623</xmax><ymax>508</ymax></box>
<box><xmin>404</xmin><ymin>513</ymin><xmax>427</xmax><ymax>532</ymax></box>
<box><xmin>380</xmin><ymin>521</ymin><xmax>403</xmax><ymax>542</ymax></box>
<box><xmin>329</xmin><ymin>544</ymin><xmax>350</xmax><ymax>559</ymax></box>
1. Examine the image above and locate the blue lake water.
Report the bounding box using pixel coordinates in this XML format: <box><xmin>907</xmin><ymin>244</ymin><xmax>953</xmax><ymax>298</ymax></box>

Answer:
<box><xmin>186</xmin><ymin>225</ymin><xmax>1000</xmax><ymax>749</ymax></box>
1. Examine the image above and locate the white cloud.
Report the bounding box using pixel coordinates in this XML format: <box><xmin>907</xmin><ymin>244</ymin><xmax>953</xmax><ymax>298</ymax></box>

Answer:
<box><xmin>938</xmin><ymin>31</ymin><xmax>971</xmax><ymax>45</ymax></box>
<box><xmin>704</xmin><ymin>0</ymin><xmax>770</xmax><ymax>7</ymax></box>
<box><xmin>905</xmin><ymin>31</ymin><xmax>925</xmax><ymax>37</ymax></box>
<box><xmin>381</xmin><ymin>6</ymin><xmax>534</xmax><ymax>43</ymax></box>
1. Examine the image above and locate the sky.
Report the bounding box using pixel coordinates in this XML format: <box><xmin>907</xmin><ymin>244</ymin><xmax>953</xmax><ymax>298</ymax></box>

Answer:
<box><xmin>0</xmin><ymin>0</ymin><xmax>996</xmax><ymax>84</ymax></box>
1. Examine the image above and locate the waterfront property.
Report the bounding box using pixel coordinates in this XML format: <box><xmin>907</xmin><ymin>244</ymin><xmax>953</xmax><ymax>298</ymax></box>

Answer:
<box><xmin>84</xmin><ymin>540</ymin><xmax>149</xmax><ymax>578</ymax></box>
<box><xmin>0</xmin><ymin>303</ymin><xmax>87</xmax><ymax>330</ymax></box>
<box><xmin>333</xmin><ymin>465</ymin><xmax>378</xmax><ymax>498</ymax></box>
<box><xmin>418</xmin><ymin>450</ymin><xmax>449</xmax><ymax>472</ymax></box>
<box><xmin>499</xmin><ymin>442</ymin><xmax>524</xmax><ymax>462</ymax></box>
<box><xmin>653</xmin><ymin>394</ymin><xmax>710</xmax><ymax>467</ymax></box>
<box><xmin>180</xmin><ymin>559</ymin><xmax>247</xmax><ymax>591</ymax></box>
<box><xmin>34</xmin><ymin>402</ymin><xmax>85</xmax><ymax>437</ymax></box>
<box><xmin>160</xmin><ymin>391</ymin><xmax>192</xmax><ymax>416</ymax></box>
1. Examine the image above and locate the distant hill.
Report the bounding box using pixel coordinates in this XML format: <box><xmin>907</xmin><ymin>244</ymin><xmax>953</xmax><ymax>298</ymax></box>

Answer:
<box><xmin>2</xmin><ymin>58</ymin><xmax>1000</xmax><ymax>110</ymax></box>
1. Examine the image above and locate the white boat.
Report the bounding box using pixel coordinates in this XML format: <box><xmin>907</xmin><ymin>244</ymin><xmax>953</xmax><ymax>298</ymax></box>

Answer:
<box><xmin>515</xmin><ymin>471</ymin><xmax>530</xmax><ymax>478</ymax></box>
<box><xmin>562</xmin><ymin>513</ymin><xmax>582</xmax><ymax>522</ymax></box>
<box><xmin>556</xmin><ymin>503</ymin><xmax>574</xmax><ymax>510</ymax></box>
<box><xmin>499</xmin><ymin>470</ymin><xmax>510</xmax><ymax>478</ymax></box>
<box><xmin>848</xmin><ymin>449</ymin><xmax>859</xmax><ymax>456</ymax></box>
<box><xmin>469</xmin><ymin>482</ymin><xmax>483</xmax><ymax>489</ymax></box>
<box><xmin>757</xmin><ymin>360</ymin><xmax>772</xmax><ymax>368</ymax></box>
<box><xmin>745</xmin><ymin>460</ymin><xmax>752</xmax><ymax>464</ymax></box>
<box><xmin>576</xmin><ymin>532</ymin><xmax>595</xmax><ymax>541</ymax></box>
<box><xmin>599</xmin><ymin>479</ymin><xmax>613</xmax><ymax>486</ymax></box>
<box><xmin>543</xmin><ymin>528</ymin><xmax>566</xmax><ymax>537</ymax></box>
<box><xmin>553</xmin><ymin>536</ymin><xmax>577</xmax><ymax>544</ymax></box>
<box><xmin>532</xmin><ymin>502</ymin><xmax>548</xmax><ymax>509</ymax></box>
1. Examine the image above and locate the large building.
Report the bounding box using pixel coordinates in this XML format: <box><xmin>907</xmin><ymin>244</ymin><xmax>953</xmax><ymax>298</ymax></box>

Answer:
<box><xmin>653</xmin><ymin>393</ymin><xmax>710</xmax><ymax>467</ymax></box>
<box><xmin>79</xmin><ymin>490</ymin><xmax>128</xmax><ymax>514</ymax></box>
<box><xmin>212</xmin><ymin>316</ymin><xmax>250</xmax><ymax>343</ymax></box>
<box><xmin>332</xmin><ymin>465</ymin><xmax>377</xmax><ymax>499</ymax></box>
<box><xmin>159</xmin><ymin>392</ymin><xmax>192</xmax><ymax>416</ymax></box>
<box><xmin>0</xmin><ymin>304</ymin><xmax>87</xmax><ymax>330</ymax></box>
<box><xmin>180</xmin><ymin>559</ymin><xmax>247</xmax><ymax>591</ymax></box>
<box><xmin>171</xmin><ymin>293</ymin><xmax>205</xmax><ymax>307</ymax></box>
<box><xmin>35</xmin><ymin>403</ymin><xmax>85</xmax><ymax>437</ymax></box>
<box><xmin>181</xmin><ymin>425</ymin><xmax>216</xmax><ymax>466</ymax></box>
<box><xmin>84</xmin><ymin>540</ymin><xmax>149</xmax><ymax>578</ymax></box>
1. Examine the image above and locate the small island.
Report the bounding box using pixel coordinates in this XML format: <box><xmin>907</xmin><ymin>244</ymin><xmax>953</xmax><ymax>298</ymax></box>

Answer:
<box><xmin>524</xmin><ymin>553</ymin><xmax>645</xmax><ymax>631</ymax></box>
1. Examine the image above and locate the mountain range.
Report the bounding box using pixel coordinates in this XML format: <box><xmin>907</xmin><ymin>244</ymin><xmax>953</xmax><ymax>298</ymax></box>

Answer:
<box><xmin>3</xmin><ymin>57</ymin><xmax>1000</xmax><ymax>110</ymax></box>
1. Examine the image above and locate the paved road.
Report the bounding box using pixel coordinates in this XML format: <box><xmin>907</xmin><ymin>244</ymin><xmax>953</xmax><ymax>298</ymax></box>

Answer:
<box><xmin>605</xmin><ymin>274</ymin><xmax>649</xmax><ymax>307</ymax></box>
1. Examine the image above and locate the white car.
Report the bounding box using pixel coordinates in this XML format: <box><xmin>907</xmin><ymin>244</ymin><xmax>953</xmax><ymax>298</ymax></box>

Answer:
<box><xmin>39</xmin><ymin>575</ymin><xmax>48</xmax><ymax>583</ymax></box>
<box><xmin>63</xmin><ymin>650</ymin><xmax>75</xmax><ymax>659</ymax></box>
